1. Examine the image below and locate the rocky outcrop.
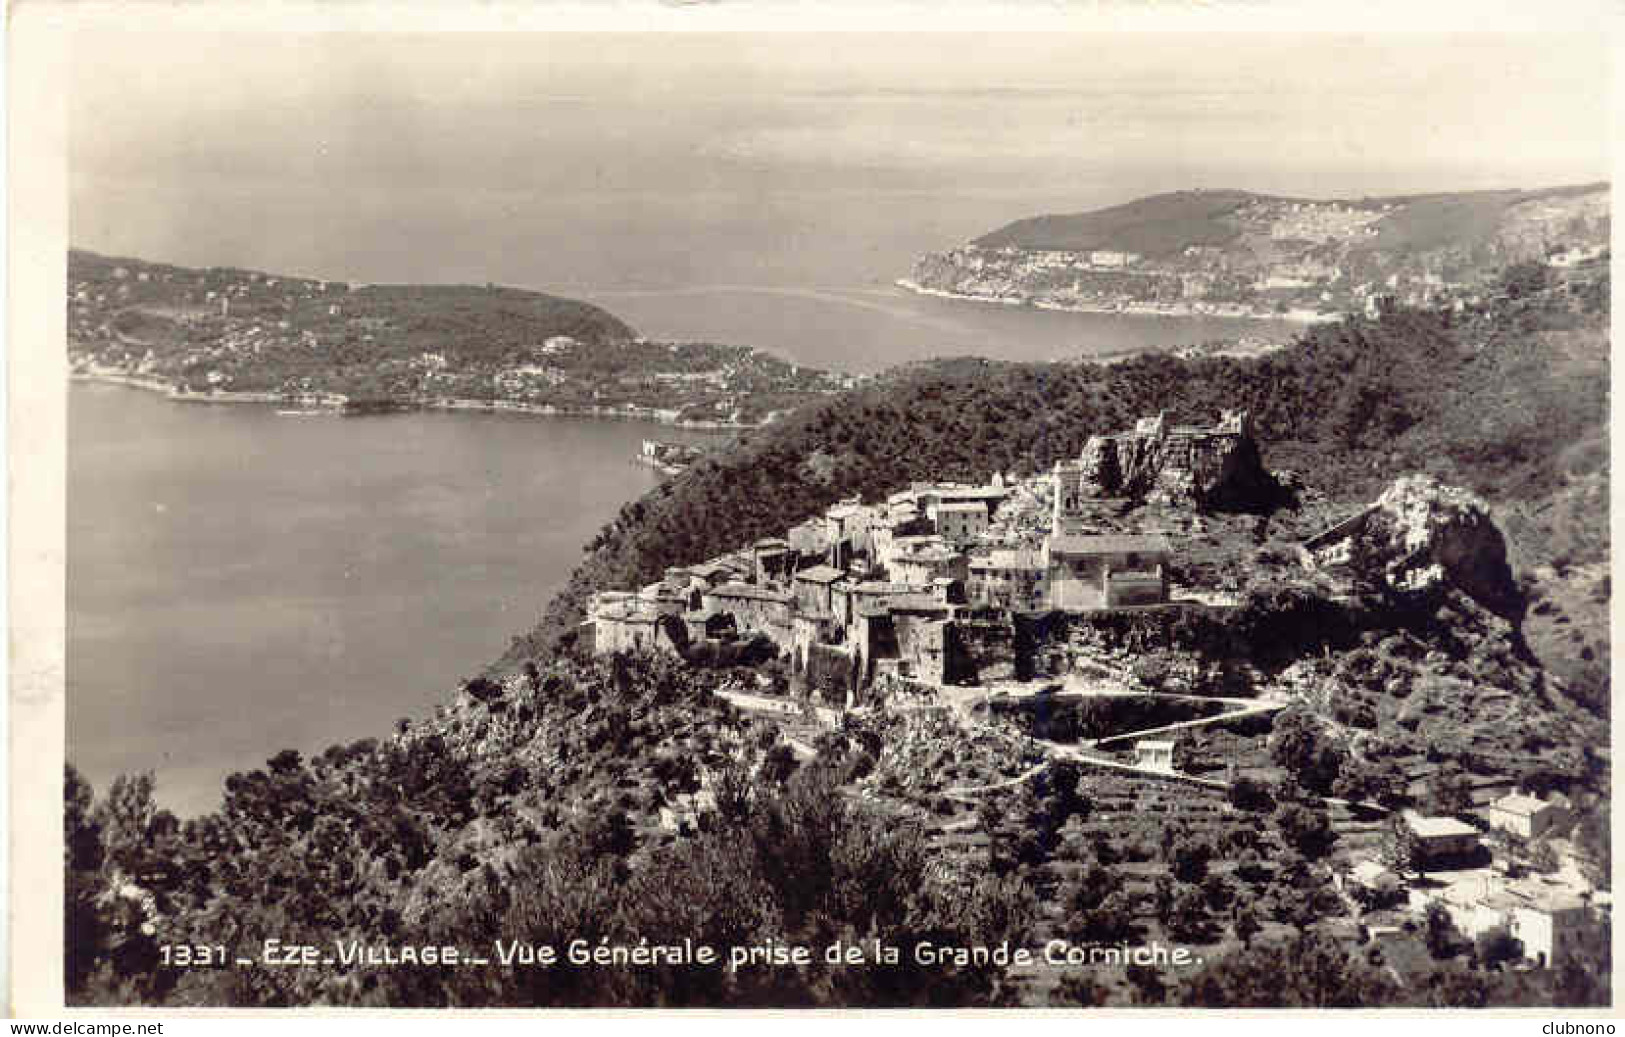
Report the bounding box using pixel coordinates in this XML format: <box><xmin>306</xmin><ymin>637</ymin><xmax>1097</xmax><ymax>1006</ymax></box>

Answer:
<box><xmin>1059</xmin><ymin>410</ymin><xmax>1278</xmax><ymax>513</ymax></box>
<box><xmin>1306</xmin><ymin>474</ymin><xmax>1521</xmax><ymax>617</ymax></box>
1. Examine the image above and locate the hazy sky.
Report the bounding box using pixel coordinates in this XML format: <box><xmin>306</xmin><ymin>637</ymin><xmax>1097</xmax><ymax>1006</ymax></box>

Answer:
<box><xmin>69</xmin><ymin>32</ymin><xmax>1610</xmax><ymax>288</ymax></box>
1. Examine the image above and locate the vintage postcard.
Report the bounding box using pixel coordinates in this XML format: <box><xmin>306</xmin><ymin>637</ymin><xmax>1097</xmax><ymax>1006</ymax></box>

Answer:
<box><xmin>8</xmin><ymin>1</ymin><xmax>1617</xmax><ymax>1017</ymax></box>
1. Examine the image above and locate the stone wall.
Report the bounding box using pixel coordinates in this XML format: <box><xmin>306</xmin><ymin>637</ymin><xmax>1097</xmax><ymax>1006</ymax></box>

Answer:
<box><xmin>952</xmin><ymin>609</ymin><xmax>1018</xmax><ymax>684</ymax></box>
<box><xmin>891</xmin><ymin>613</ymin><xmax>950</xmax><ymax>684</ymax></box>
<box><xmin>801</xmin><ymin>643</ymin><xmax>860</xmax><ymax>707</ymax></box>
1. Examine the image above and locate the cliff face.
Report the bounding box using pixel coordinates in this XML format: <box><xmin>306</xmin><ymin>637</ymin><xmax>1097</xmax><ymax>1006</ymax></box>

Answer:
<box><xmin>1068</xmin><ymin>412</ymin><xmax>1278</xmax><ymax>512</ymax></box>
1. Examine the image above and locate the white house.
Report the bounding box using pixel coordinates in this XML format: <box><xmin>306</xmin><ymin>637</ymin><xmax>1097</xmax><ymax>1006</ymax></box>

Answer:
<box><xmin>1133</xmin><ymin>740</ymin><xmax>1176</xmax><ymax>773</ymax></box>
<box><xmin>1488</xmin><ymin>793</ymin><xmax>1564</xmax><ymax>841</ymax></box>
<box><xmin>1509</xmin><ymin>895</ymin><xmax>1593</xmax><ymax>968</ymax></box>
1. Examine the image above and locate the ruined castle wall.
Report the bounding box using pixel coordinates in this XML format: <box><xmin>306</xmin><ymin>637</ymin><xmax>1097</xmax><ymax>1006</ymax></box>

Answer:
<box><xmin>801</xmin><ymin>643</ymin><xmax>859</xmax><ymax>707</ymax></box>
<box><xmin>951</xmin><ymin>611</ymin><xmax>1017</xmax><ymax>684</ymax></box>
<box><xmin>1059</xmin><ymin>412</ymin><xmax>1275</xmax><ymax>514</ymax></box>
<box><xmin>891</xmin><ymin>614</ymin><xmax>949</xmax><ymax>684</ymax></box>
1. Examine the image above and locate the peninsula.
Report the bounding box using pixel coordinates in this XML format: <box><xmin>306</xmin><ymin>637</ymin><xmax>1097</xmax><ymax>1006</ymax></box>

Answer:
<box><xmin>68</xmin><ymin>249</ymin><xmax>859</xmax><ymax>426</ymax></box>
<box><xmin>902</xmin><ymin>184</ymin><xmax>1609</xmax><ymax>322</ymax></box>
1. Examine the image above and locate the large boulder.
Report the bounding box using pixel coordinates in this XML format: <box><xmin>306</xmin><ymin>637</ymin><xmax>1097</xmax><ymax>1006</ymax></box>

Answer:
<box><xmin>1312</xmin><ymin>474</ymin><xmax>1521</xmax><ymax>617</ymax></box>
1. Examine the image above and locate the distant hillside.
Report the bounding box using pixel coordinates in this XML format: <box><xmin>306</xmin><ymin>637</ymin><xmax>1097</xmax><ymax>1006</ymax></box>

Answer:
<box><xmin>71</xmin><ymin>248</ymin><xmax>638</xmax><ymax>351</ymax></box>
<box><xmin>910</xmin><ymin>182</ymin><xmax>1609</xmax><ymax>322</ymax></box>
<box><xmin>973</xmin><ymin>189</ymin><xmax>1267</xmax><ymax>256</ymax></box>
<box><xmin>972</xmin><ymin>184</ymin><xmax>1608</xmax><ymax>258</ymax></box>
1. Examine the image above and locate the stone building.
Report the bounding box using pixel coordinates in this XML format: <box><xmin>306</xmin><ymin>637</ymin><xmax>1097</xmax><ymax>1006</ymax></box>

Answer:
<box><xmin>824</xmin><ymin>500</ymin><xmax>879</xmax><ymax>560</ymax></box>
<box><xmin>1045</xmin><ymin>533</ymin><xmax>1172</xmax><ymax>611</ymax></box>
<box><xmin>590</xmin><ymin>598</ymin><xmax>686</xmax><ymax>656</ymax></box>
<box><xmin>853</xmin><ymin>594</ymin><xmax>957</xmax><ymax>686</ymax></box>
<box><xmin>701</xmin><ymin>583</ymin><xmax>793</xmax><ymax>648</ymax></box>
<box><xmin>1403</xmin><ymin>812</ymin><xmax>1482</xmax><ymax>865</ymax></box>
<box><xmin>786</xmin><ymin>517</ymin><xmax>830</xmax><ymax>557</ymax></box>
<box><xmin>967</xmin><ymin>548</ymin><xmax>1049</xmax><ymax>611</ymax></box>
<box><xmin>1508</xmin><ymin>895</ymin><xmax>1596</xmax><ymax>968</ymax></box>
<box><xmin>792</xmin><ymin>564</ymin><xmax>846</xmax><ymax>616</ymax></box>
<box><xmin>834</xmin><ymin>581</ymin><xmax>919</xmax><ymax>629</ymax></box>
<box><xmin>888</xmin><ymin>541</ymin><xmax>968</xmax><ymax>587</ymax></box>
<box><xmin>751</xmin><ymin>538</ymin><xmax>795</xmax><ymax>585</ymax></box>
<box><xmin>682</xmin><ymin>608</ymin><xmax>736</xmax><ymax>646</ymax></box>
<box><xmin>932</xmin><ymin>501</ymin><xmax>990</xmax><ymax>545</ymax></box>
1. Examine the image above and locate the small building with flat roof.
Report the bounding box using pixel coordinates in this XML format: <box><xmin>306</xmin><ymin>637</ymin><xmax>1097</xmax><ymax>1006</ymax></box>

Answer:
<box><xmin>793</xmin><ymin>564</ymin><xmax>846</xmax><ymax>615</ymax></box>
<box><xmin>1488</xmin><ymin>793</ymin><xmax>1565</xmax><ymax>841</ymax></box>
<box><xmin>1404</xmin><ymin>812</ymin><xmax>1482</xmax><ymax>864</ymax></box>
<box><xmin>1046</xmin><ymin>533</ymin><xmax>1174</xmax><ymax>611</ymax></box>
<box><xmin>1133</xmin><ymin>739</ymin><xmax>1176</xmax><ymax>773</ymax></box>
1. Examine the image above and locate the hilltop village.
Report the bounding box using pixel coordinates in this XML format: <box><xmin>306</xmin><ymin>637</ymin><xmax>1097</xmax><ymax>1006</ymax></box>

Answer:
<box><xmin>585</xmin><ymin>408</ymin><xmax>1609</xmax><ymax>985</ymax></box>
<box><xmin>592</xmin><ymin>410</ymin><xmax>1262</xmax><ymax>700</ymax></box>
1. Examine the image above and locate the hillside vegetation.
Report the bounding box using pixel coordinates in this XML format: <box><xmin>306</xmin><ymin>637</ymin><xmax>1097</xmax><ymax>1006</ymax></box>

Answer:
<box><xmin>973</xmin><ymin>189</ymin><xmax>1265</xmax><ymax>256</ymax></box>
<box><xmin>67</xmin><ymin>654</ymin><xmax>1033</xmax><ymax>1007</ymax></box>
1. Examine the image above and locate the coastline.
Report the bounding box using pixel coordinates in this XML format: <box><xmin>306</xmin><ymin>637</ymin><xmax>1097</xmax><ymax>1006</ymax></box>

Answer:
<box><xmin>893</xmin><ymin>278</ymin><xmax>1341</xmax><ymax>325</ymax></box>
<box><xmin>69</xmin><ymin>370</ymin><xmax>761</xmax><ymax>430</ymax></box>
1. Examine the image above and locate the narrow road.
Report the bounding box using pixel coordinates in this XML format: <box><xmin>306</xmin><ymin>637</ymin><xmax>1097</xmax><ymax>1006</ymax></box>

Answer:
<box><xmin>1090</xmin><ymin>699</ymin><xmax>1288</xmax><ymax>748</ymax></box>
<box><xmin>941</xmin><ymin>761</ymin><xmax>1051</xmax><ymax>800</ymax></box>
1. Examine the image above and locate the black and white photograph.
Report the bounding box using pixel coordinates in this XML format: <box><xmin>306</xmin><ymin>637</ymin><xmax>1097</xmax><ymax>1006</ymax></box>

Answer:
<box><xmin>12</xmin><ymin>3</ymin><xmax>1617</xmax><ymax>1014</ymax></box>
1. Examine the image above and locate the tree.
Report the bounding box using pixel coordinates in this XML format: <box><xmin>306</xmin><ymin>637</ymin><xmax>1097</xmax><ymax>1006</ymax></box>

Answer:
<box><xmin>1231</xmin><ymin>905</ymin><xmax>1262</xmax><ymax>948</ymax></box>
<box><xmin>1380</xmin><ymin>814</ymin><xmax>1422</xmax><ymax>879</ymax></box>
<box><xmin>1525</xmin><ymin>839</ymin><xmax>1560</xmax><ymax>875</ymax></box>
<box><xmin>760</xmin><ymin>743</ymin><xmax>801</xmax><ymax>786</ymax></box>
<box><xmin>1427</xmin><ymin>764</ymin><xmax>1474</xmax><ymax>817</ymax></box>
<box><xmin>1234</xmin><ymin>848</ymin><xmax>1271</xmax><ymax>887</ymax></box>
<box><xmin>1170</xmin><ymin>835</ymin><xmax>1214</xmax><ymax>883</ymax></box>
<box><xmin>1228</xmin><ymin>775</ymin><xmax>1273</xmax><ymax>813</ymax></box>
<box><xmin>1423</xmin><ymin>902</ymin><xmax>1461</xmax><ymax>960</ymax></box>
<box><xmin>1201</xmin><ymin>873</ymin><xmax>1234</xmax><ymax>914</ymax></box>
<box><xmin>64</xmin><ymin>766</ymin><xmax>109</xmax><ymax>998</ymax></box>
<box><xmin>1475</xmin><ymin>925</ymin><xmax>1524</xmax><ymax>971</ymax></box>
<box><xmin>1500</xmin><ymin>260</ymin><xmax>1550</xmax><ymax>300</ymax></box>
<box><xmin>1125</xmin><ymin>962</ymin><xmax>1167</xmax><ymax>1005</ymax></box>
<box><xmin>463</xmin><ymin>676</ymin><xmax>504</xmax><ymax>703</ymax></box>
<box><xmin>1179</xmin><ymin>929</ymin><xmax>1398</xmax><ymax>1007</ymax></box>
<box><xmin>1082</xmin><ymin>890</ymin><xmax>1140</xmax><ymax>944</ymax></box>
<box><xmin>1273</xmin><ymin>802</ymin><xmax>1336</xmax><ymax>859</ymax></box>
<box><xmin>1167</xmin><ymin>885</ymin><xmax>1213</xmax><ymax>943</ymax></box>
<box><xmin>95</xmin><ymin>771</ymin><xmax>159</xmax><ymax>875</ymax></box>
<box><xmin>1152</xmin><ymin>875</ymin><xmax>1177</xmax><ymax>927</ymax></box>
<box><xmin>1573</xmin><ymin>804</ymin><xmax>1610</xmax><ymax>889</ymax></box>
<box><xmin>1268</xmin><ymin>707</ymin><xmax>1345</xmax><ymax>795</ymax></box>
<box><xmin>1423</xmin><ymin>963</ymin><xmax>1492</xmax><ymax>1008</ymax></box>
